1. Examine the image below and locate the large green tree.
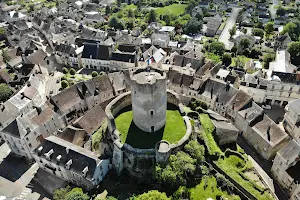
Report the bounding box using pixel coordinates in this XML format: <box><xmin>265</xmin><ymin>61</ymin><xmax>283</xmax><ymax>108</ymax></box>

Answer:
<box><xmin>53</xmin><ymin>186</ymin><xmax>71</xmax><ymax>200</ymax></box>
<box><xmin>288</xmin><ymin>41</ymin><xmax>300</xmax><ymax>65</ymax></box>
<box><xmin>184</xmin><ymin>140</ymin><xmax>205</xmax><ymax>164</ymax></box>
<box><xmin>222</xmin><ymin>53</ymin><xmax>232</xmax><ymax>67</ymax></box>
<box><xmin>134</xmin><ymin>190</ymin><xmax>170</xmax><ymax>200</ymax></box>
<box><xmin>156</xmin><ymin>151</ymin><xmax>196</xmax><ymax>187</ymax></box>
<box><xmin>109</xmin><ymin>17</ymin><xmax>125</xmax><ymax>30</ymax></box>
<box><xmin>0</xmin><ymin>83</ymin><xmax>13</xmax><ymax>102</ymax></box>
<box><xmin>65</xmin><ymin>188</ymin><xmax>89</xmax><ymax>200</ymax></box>
<box><xmin>184</xmin><ymin>17</ymin><xmax>203</xmax><ymax>34</ymax></box>
<box><xmin>205</xmin><ymin>41</ymin><xmax>226</xmax><ymax>56</ymax></box>
<box><xmin>282</xmin><ymin>21</ymin><xmax>300</xmax><ymax>41</ymax></box>
<box><xmin>252</xmin><ymin>28</ymin><xmax>264</xmax><ymax>38</ymax></box>
<box><xmin>148</xmin><ymin>9</ymin><xmax>157</xmax><ymax>23</ymax></box>
<box><xmin>264</xmin><ymin>22</ymin><xmax>274</xmax><ymax>36</ymax></box>
<box><xmin>229</xmin><ymin>25</ymin><xmax>236</xmax><ymax>38</ymax></box>
<box><xmin>263</xmin><ymin>53</ymin><xmax>275</xmax><ymax>69</ymax></box>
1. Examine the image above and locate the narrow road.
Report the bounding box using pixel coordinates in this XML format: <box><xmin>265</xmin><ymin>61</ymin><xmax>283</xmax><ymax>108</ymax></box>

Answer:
<box><xmin>269</xmin><ymin>0</ymin><xmax>278</xmax><ymax>19</ymax></box>
<box><xmin>219</xmin><ymin>7</ymin><xmax>242</xmax><ymax>50</ymax></box>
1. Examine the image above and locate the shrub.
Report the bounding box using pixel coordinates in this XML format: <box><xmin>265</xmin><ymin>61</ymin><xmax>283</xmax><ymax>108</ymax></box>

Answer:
<box><xmin>91</xmin><ymin>71</ymin><xmax>98</xmax><ymax>77</ymax></box>
<box><xmin>61</xmin><ymin>80</ymin><xmax>69</xmax><ymax>89</ymax></box>
<box><xmin>0</xmin><ymin>84</ymin><xmax>13</xmax><ymax>102</ymax></box>
<box><xmin>69</xmin><ymin>68</ymin><xmax>76</xmax><ymax>75</ymax></box>
<box><xmin>62</xmin><ymin>67</ymin><xmax>68</xmax><ymax>74</ymax></box>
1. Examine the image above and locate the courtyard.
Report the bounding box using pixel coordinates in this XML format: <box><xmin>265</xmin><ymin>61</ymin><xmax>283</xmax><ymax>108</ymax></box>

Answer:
<box><xmin>115</xmin><ymin>107</ymin><xmax>186</xmax><ymax>149</ymax></box>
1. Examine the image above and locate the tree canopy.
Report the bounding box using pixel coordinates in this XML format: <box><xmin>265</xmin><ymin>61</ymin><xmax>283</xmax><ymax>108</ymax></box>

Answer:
<box><xmin>222</xmin><ymin>53</ymin><xmax>232</xmax><ymax>67</ymax></box>
<box><xmin>205</xmin><ymin>41</ymin><xmax>226</xmax><ymax>56</ymax></box>
<box><xmin>148</xmin><ymin>9</ymin><xmax>157</xmax><ymax>23</ymax></box>
<box><xmin>282</xmin><ymin>21</ymin><xmax>300</xmax><ymax>41</ymax></box>
<box><xmin>65</xmin><ymin>188</ymin><xmax>89</xmax><ymax>200</ymax></box>
<box><xmin>288</xmin><ymin>42</ymin><xmax>300</xmax><ymax>65</ymax></box>
<box><xmin>263</xmin><ymin>53</ymin><xmax>275</xmax><ymax>69</ymax></box>
<box><xmin>0</xmin><ymin>83</ymin><xmax>13</xmax><ymax>102</ymax></box>
<box><xmin>264</xmin><ymin>22</ymin><xmax>274</xmax><ymax>35</ymax></box>
<box><xmin>134</xmin><ymin>190</ymin><xmax>170</xmax><ymax>200</ymax></box>
<box><xmin>109</xmin><ymin>17</ymin><xmax>125</xmax><ymax>30</ymax></box>
<box><xmin>252</xmin><ymin>28</ymin><xmax>264</xmax><ymax>38</ymax></box>
<box><xmin>184</xmin><ymin>17</ymin><xmax>203</xmax><ymax>34</ymax></box>
<box><xmin>229</xmin><ymin>25</ymin><xmax>236</xmax><ymax>38</ymax></box>
<box><xmin>184</xmin><ymin>140</ymin><xmax>205</xmax><ymax>164</ymax></box>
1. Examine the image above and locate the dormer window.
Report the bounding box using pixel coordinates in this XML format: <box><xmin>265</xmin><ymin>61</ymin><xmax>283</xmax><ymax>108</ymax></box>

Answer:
<box><xmin>82</xmin><ymin>166</ymin><xmax>88</xmax><ymax>177</ymax></box>
<box><xmin>65</xmin><ymin>159</ymin><xmax>72</xmax><ymax>169</ymax></box>
<box><xmin>44</xmin><ymin>149</ymin><xmax>54</xmax><ymax>160</ymax></box>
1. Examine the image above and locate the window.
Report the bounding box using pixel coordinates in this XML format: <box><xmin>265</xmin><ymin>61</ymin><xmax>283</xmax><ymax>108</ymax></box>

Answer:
<box><xmin>150</xmin><ymin>110</ymin><xmax>154</xmax><ymax>117</ymax></box>
<box><xmin>151</xmin><ymin>126</ymin><xmax>154</xmax><ymax>133</ymax></box>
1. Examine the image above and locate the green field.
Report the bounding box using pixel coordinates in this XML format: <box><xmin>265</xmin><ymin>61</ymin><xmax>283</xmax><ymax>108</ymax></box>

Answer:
<box><xmin>155</xmin><ymin>4</ymin><xmax>187</xmax><ymax>16</ymax></box>
<box><xmin>190</xmin><ymin>176</ymin><xmax>240</xmax><ymax>200</ymax></box>
<box><xmin>115</xmin><ymin>109</ymin><xmax>186</xmax><ymax>148</ymax></box>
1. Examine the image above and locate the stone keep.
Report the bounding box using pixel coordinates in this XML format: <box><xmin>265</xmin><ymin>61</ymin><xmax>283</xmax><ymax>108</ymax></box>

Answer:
<box><xmin>130</xmin><ymin>67</ymin><xmax>167</xmax><ymax>133</ymax></box>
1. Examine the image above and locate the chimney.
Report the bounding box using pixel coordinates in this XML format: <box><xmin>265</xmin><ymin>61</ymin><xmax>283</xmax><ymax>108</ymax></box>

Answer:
<box><xmin>244</xmin><ymin>112</ymin><xmax>248</xmax><ymax>119</ymax></box>
<box><xmin>37</xmin><ymin>146</ymin><xmax>43</xmax><ymax>155</ymax></box>
<box><xmin>65</xmin><ymin>159</ymin><xmax>72</xmax><ymax>169</ymax></box>
<box><xmin>267</xmin><ymin>126</ymin><xmax>271</xmax><ymax>141</ymax></box>
<box><xmin>66</xmin><ymin>147</ymin><xmax>70</xmax><ymax>154</ymax></box>
<box><xmin>226</xmin><ymin>82</ymin><xmax>230</xmax><ymax>91</ymax></box>
<box><xmin>82</xmin><ymin>166</ymin><xmax>88</xmax><ymax>177</ymax></box>
<box><xmin>210</xmin><ymin>87</ymin><xmax>213</xmax><ymax>99</ymax></box>
<box><xmin>26</xmin><ymin>127</ymin><xmax>31</xmax><ymax>134</ymax></box>
<box><xmin>56</xmin><ymin>155</ymin><xmax>62</xmax><ymax>164</ymax></box>
<box><xmin>232</xmin><ymin>102</ymin><xmax>235</xmax><ymax>110</ymax></box>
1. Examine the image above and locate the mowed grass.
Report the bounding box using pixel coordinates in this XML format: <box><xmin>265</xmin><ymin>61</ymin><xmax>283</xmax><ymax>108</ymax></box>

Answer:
<box><xmin>115</xmin><ymin>109</ymin><xmax>186</xmax><ymax>148</ymax></box>
<box><xmin>155</xmin><ymin>4</ymin><xmax>187</xmax><ymax>16</ymax></box>
<box><xmin>215</xmin><ymin>156</ymin><xmax>273</xmax><ymax>200</ymax></box>
<box><xmin>190</xmin><ymin>176</ymin><xmax>240</xmax><ymax>200</ymax></box>
<box><xmin>199</xmin><ymin>114</ymin><xmax>223</xmax><ymax>156</ymax></box>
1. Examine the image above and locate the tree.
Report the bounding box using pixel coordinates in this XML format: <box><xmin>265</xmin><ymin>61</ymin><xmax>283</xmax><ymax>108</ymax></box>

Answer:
<box><xmin>128</xmin><ymin>9</ymin><xmax>134</xmax><ymax>18</ymax></box>
<box><xmin>65</xmin><ymin>188</ymin><xmax>89</xmax><ymax>200</ymax></box>
<box><xmin>69</xmin><ymin>68</ymin><xmax>76</xmax><ymax>75</ymax></box>
<box><xmin>288</xmin><ymin>41</ymin><xmax>300</xmax><ymax>65</ymax></box>
<box><xmin>105</xmin><ymin>6</ymin><xmax>111</xmax><ymax>15</ymax></box>
<box><xmin>239</xmin><ymin>38</ymin><xmax>250</xmax><ymax>50</ymax></box>
<box><xmin>92</xmin><ymin>71</ymin><xmax>98</xmax><ymax>77</ymax></box>
<box><xmin>263</xmin><ymin>53</ymin><xmax>275</xmax><ymax>69</ymax></box>
<box><xmin>172</xmin><ymin>186</ymin><xmax>190</xmax><ymax>200</ymax></box>
<box><xmin>117</xmin><ymin>0</ymin><xmax>121</xmax><ymax>7</ymax></box>
<box><xmin>249</xmin><ymin>48</ymin><xmax>262</xmax><ymax>59</ymax></box>
<box><xmin>1</xmin><ymin>50</ymin><xmax>11</xmax><ymax>62</ymax></box>
<box><xmin>205</xmin><ymin>41</ymin><xmax>226</xmax><ymax>56</ymax></box>
<box><xmin>264</xmin><ymin>22</ymin><xmax>274</xmax><ymax>36</ymax></box>
<box><xmin>62</xmin><ymin>67</ymin><xmax>69</xmax><ymax>74</ymax></box>
<box><xmin>156</xmin><ymin>151</ymin><xmax>196</xmax><ymax>187</ymax></box>
<box><xmin>252</xmin><ymin>28</ymin><xmax>264</xmax><ymax>38</ymax></box>
<box><xmin>148</xmin><ymin>9</ymin><xmax>157</xmax><ymax>23</ymax></box>
<box><xmin>53</xmin><ymin>186</ymin><xmax>71</xmax><ymax>200</ymax></box>
<box><xmin>222</xmin><ymin>53</ymin><xmax>232</xmax><ymax>66</ymax></box>
<box><xmin>185</xmin><ymin>0</ymin><xmax>196</xmax><ymax>14</ymax></box>
<box><xmin>184</xmin><ymin>140</ymin><xmax>205</xmax><ymax>164</ymax></box>
<box><xmin>0</xmin><ymin>27</ymin><xmax>6</xmax><ymax>35</ymax></box>
<box><xmin>282</xmin><ymin>21</ymin><xmax>300</xmax><ymax>41</ymax></box>
<box><xmin>109</xmin><ymin>17</ymin><xmax>124</xmax><ymax>30</ymax></box>
<box><xmin>184</xmin><ymin>17</ymin><xmax>202</xmax><ymax>34</ymax></box>
<box><xmin>135</xmin><ymin>190</ymin><xmax>170</xmax><ymax>200</ymax></box>
<box><xmin>0</xmin><ymin>84</ymin><xmax>13</xmax><ymax>102</ymax></box>
<box><xmin>61</xmin><ymin>80</ymin><xmax>69</xmax><ymax>89</ymax></box>
<box><xmin>276</xmin><ymin>6</ymin><xmax>286</xmax><ymax>16</ymax></box>
<box><xmin>229</xmin><ymin>25</ymin><xmax>236</xmax><ymax>38</ymax></box>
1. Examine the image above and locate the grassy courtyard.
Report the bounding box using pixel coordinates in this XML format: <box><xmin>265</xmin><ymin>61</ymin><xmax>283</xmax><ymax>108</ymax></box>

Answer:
<box><xmin>115</xmin><ymin>109</ymin><xmax>186</xmax><ymax>148</ymax></box>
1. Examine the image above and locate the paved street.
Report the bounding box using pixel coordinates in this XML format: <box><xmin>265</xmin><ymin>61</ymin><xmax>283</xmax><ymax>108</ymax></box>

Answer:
<box><xmin>45</xmin><ymin>71</ymin><xmax>63</xmax><ymax>97</ymax></box>
<box><xmin>219</xmin><ymin>7</ymin><xmax>242</xmax><ymax>50</ymax></box>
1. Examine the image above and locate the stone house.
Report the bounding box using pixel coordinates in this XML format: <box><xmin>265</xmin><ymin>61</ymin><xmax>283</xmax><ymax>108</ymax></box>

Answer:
<box><xmin>151</xmin><ymin>33</ymin><xmax>170</xmax><ymax>48</ymax></box>
<box><xmin>271</xmin><ymin>139</ymin><xmax>300</xmax><ymax>198</ymax></box>
<box><xmin>33</xmin><ymin>136</ymin><xmax>111</xmax><ymax>190</ymax></box>
<box><xmin>206</xmin><ymin>14</ymin><xmax>222</xmax><ymax>37</ymax></box>
<box><xmin>283</xmin><ymin>99</ymin><xmax>300</xmax><ymax>144</ymax></box>
<box><xmin>235</xmin><ymin>102</ymin><xmax>289</xmax><ymax>160</ymax></box>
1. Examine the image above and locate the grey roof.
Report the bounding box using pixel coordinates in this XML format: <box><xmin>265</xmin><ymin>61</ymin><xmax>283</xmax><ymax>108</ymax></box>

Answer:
<box><xmin>238</xmin><ymin>102</ymin><xmax>264</xmax><ymax>124</ymax></box>
<box><xmin>278</xmin><ymin>139</ymin><xmax>300</xmax><ymax>163</ymax></box>
<box><xmin>288</xmin><ymin>99</ymin><xmax>300</xmax><ymax>114</ymax></box>
<box><xmin>108</xmin><ymin>71</ymin><xmax>127</xmax><ymax>93</ymax></box>
<box><xmin>35</xmin><ymin>136</ymin><xmax>101</xmax><ymax>180</ymax></box>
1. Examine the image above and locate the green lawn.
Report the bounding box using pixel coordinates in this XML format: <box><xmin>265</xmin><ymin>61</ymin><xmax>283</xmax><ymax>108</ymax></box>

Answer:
<box><xmin>115</xmin><ymin>109</ymin><xmax>186</xmax><ymax>148</ymax></box>
<box><xmin>215</xmin><ymin>156</ymin><xmax>273</xmax><ymax>200</ymax></box>
<box><xmin>199</xmin><ymin>114</ymin><xmax>223</xmax><ymax>156</ymax></box>
<box><xmin>155</xmin><ymin>4</ymin><xmax>187</xmax><ymax>16</ymax></box>
<box><xmin>190</xmin><ymin>176</ymin><xmax>240</xmax><ymax>200</ymax></box>
<box><xmin>231</xmin><ymin>56</ymin><xmax>252</xmax><ymax>68</ymax></box>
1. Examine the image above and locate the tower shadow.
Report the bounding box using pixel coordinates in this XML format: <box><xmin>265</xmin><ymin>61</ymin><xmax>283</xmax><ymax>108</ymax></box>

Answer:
<box><xmin>125</xmin><ymin>122</ymin><xmax>165</xmax><ymax>149</ymax></box>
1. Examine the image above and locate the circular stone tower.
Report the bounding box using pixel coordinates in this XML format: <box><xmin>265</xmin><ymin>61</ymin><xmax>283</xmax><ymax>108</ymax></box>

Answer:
<box><xmin>130</xmin><ymin>67</ymin><xmax>167</xmax><ymax>133</ymax></box>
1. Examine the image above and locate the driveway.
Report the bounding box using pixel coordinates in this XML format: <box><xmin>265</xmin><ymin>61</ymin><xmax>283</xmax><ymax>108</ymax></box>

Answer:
<box><xmin>219</xmin><ymin>7</ymin><xmax>242</xmax><ymax>50</ymax></box>
<box><xmin>269</xmin><ymin>0</ymin><xmax>278</xmax><ymax>19</ymax></box>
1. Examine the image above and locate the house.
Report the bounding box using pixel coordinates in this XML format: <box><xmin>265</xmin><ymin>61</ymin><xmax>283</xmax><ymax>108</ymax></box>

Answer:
<box><xmin>147</xmin><ymin>22</ymin><xmax>162</xmax><ymax>32</ymax></box>
<box><xmin>151</xmin><ymin>33</ymin><xmax>170</xmax><ymax>48</ymax></box>
<box><xmin>33</xmin><ymin>136</ymin><xmax>111</xmax><ymax>190</ymax></box>
<box><xmin>211</xmin><ymin>119</ymin><xmax>239</xmax><ymax>145</ymax></box>
<box><xmin>159</xmin><ymin>26</ymin><xmax>175</xmax><ymax>34</ymax></box>
<box><xmin>283</xmin><ymin>99</ymin><xmax>300</xmax><ymax>144</ymax></box>
<box><xmin>81</xmin><ymin>43</ymin><xmax>111</xmax><ymax>71</ymax></box>
<box><xmin>235</xmin><ymin>102</ymin><xmax>289</xmax><ymax>160</ymax></box>
<box><xmin>274</xmin><ymin>33</ymin><xmax>291</xmax><ymax>51</ymax></box>
<box><xmin>206</xmin><ymin>14</ymin><xmax>222</xmax><ymax>37</ymax></box>
<box><xmin>271</xmin><ymin>139</ymin><xmax>300</xmax><ymax>198</ymax></box>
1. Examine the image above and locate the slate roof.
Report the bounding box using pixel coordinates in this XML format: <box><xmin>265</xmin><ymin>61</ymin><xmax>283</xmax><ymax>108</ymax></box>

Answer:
<box><xmin>55</xmin><ymin>43</ymin><xmax>76</xmax><ymax>56</ymax></box>
<box><xmin>189</xmin><ymin>78</ymin><xmax>205</xmax><ymax>91</ymax></box>
<box><xmin>50</xmin><ymin>84</ymin><xmax>84</xmax><ymax>113</ymax></box>
<box><xmin>82</xmin><ymin>43</ymin><xmax>110</xmax><ymax>60</ymax></box>
<box><xmin>35</xmin><ymin>136</ymin><xmax>101</xmax><ymax>180</ymax></box>
<box><xmin>227</xmin><ymin>90</ymin><xmax>252</xmax><ymax>111</ymax></box>
<box><xmin>238</xmin><ymin>102</ymin><xmax>264</xmax><ymax>125</ymax></box>
<box><xmin>110</xmin><ymin>52</ymin><xmax>135</xmax><ymax>63</ymax></box>
<box><xmin>108</xmin><ymin>71</ymin><xmax>127</xmax><ymax>93</ymax></box>
<box><xmin>2</xmin><ymin>119</ymin><xmax>21</xmax><ymax>138</ymax></box>
<box><xmin>26</xmin><ymin>50</ymin><xmax>47</xmax><ymax>66</ymax></box>
<box><xmin>288</xmin><ymin>99</ymin><xmax>300</xmax><ymax>114</ymax></box>
<box><xmin>92</xmin><ymin>75</ymin><xmax>114</xmax><ymax>94</ymax></box>
<box><xmin>73</xmin><ymin>105</ymin><xmax>107</xmax><ymax>135</ymax></box>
